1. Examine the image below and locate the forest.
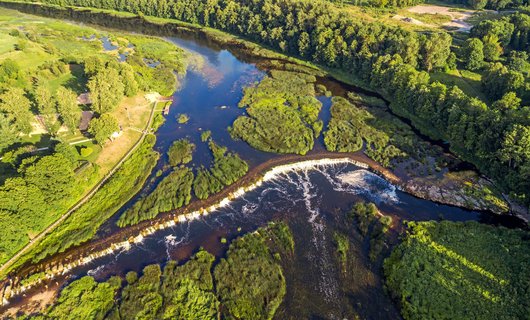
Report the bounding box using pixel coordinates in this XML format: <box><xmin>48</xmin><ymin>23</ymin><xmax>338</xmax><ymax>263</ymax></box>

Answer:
<box><xmin>20</xmin><ymin>222</ymin><xmax>293</xmax><ymax>320</ymax></box>
<box><xmin>384</xmin><ymin>221</ymin><xmax>530</xmax><ymax>320</ymax></box>
<box><xmin>13</xmin><ymin>0</ymin><xmax>528</xmax><ymax>205</ymax></box>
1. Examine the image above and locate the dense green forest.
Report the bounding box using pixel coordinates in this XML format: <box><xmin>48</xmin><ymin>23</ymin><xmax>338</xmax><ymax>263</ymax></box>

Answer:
<box><xmin>21</xmin><ymin>222</ymin><xmax>293</xmax><ymax>320</ymax></box>
<box><xmin>14</xmin><ymin>0</ymin><xmax>529</xmax><ymax>205</ymax></box>
<box><xmin>230</xmin><ymin>70</ymin><xmax>322</xmax><ymax>155</ymax></box>
<box><xmin>384</xmin><ymin>221</ymin><xmax>530</xmax><ymax>320</ymax></box>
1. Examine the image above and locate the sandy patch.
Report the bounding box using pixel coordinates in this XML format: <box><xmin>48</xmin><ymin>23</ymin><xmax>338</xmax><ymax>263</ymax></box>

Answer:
<box><xmin>392</xmin><ymin>14</ymin><xmax>433</xmax><ymax>27</ymax></box>
<box><xmin>407</xmin><ymin>4</ymin><xmax>475</xmax><ymax>31</ymax></box>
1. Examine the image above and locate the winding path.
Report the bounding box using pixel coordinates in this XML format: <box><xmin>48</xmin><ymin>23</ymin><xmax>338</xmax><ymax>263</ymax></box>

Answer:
<box><xmin>0</xmin><ymin>102</ymin><xmax>157</xmax><ymax>277</ymax></box>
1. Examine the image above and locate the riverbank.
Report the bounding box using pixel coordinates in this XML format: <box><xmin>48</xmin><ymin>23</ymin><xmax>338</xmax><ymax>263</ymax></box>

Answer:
<box><xmin>1</xmin><ymin>149</ymin><xmax>526</xmax><ymax>313</ymax></box>
<box><xmin>0</xmin><ymin>0</ymin><xmax>516</xmax><ymax>214</ymax></box>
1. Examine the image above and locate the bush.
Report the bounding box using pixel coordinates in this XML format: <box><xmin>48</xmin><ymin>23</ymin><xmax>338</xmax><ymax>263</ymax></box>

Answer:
<box><xmin>80</xmin><ymin>146</ymin><xmax>93</xmax><ymax>157</ymax></box>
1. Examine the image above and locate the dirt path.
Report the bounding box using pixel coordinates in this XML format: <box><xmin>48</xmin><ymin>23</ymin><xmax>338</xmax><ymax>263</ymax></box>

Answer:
<box><xmin>407</xmin><ymin>4</ymin><xmax>475</xmax><ymax>31</ymax></box>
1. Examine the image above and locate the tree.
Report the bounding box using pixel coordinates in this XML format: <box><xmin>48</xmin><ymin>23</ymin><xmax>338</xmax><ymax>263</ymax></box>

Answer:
<box><xmin>87</xmin><ymin>68</ymin><xmax>125</xmax><ymax>114</ymax></box>
<box><xmin>88</xmin><ymin>114</ymin><xmax>120</xmax><ymax>145</ymax></box>
<box><xmin>492</xmin><ymin>92</ymin><xmax>521</xmax><ymax>112</ymax></box>
<box><xmin>0</xmin><ymin>59</ymin><xmax>21</xmax><ymax>83</ymax></box>
<box><xmin>54</xmin><ymin>142</ymin><xmax>78</xmax><ymax>166</ymax></box>
<box><xmin>119</xmin><ymin>63</ymin><xmax>139</xmax><ymax>97</ymax></box>
<box><xmin>482</xmin><ymin>63</ymin><xmax>524</xmax><ymax>100</ymax></box>
<box><xmin>482</xmin><ymin>34</ymin><xmax>503</xmax><ymax>61</ymax></box>
<box><xmin>35</xmin><ymin>85</ymin><xmax>60</xmax><ymax>135</ymax></box>
<box><xmin>499</xmin><ymin>124</ymin><xmax>530</xmax><ymax>168</ymax></box>
<box><xmin>0</xmin><ymin>114</ymin><xmax>17</xmax><ymax>153</ymax></box>
<box><xmin>56</xmin><ymin>87</ymin><xmax>81</xmax><ymax>133</ymax></box>
<box><xmin>507</xmin><ymin>51</ymin><xmax>528</xmax><ymax>72</ymax></box>
<box><xmin>0</xmin><ymin>87</ymin><xmax>33</xmax><ymax>135</ymax></box>
<box><xmin>462</xmin><ymin>38</ymin><xmax>484</xmax><ymax>71</ymax></box>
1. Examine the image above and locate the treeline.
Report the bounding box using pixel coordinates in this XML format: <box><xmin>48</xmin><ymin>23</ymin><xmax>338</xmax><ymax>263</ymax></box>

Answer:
<box><xmin>23</xmin><ymin>0</ymin><xmax>452</xmax><ymax>72</ymax></box>
<box><xmin>440</xmin><ymin>0</ymin><xmax>528</xmax><ymax>9</ymax></box>
<box><xmin>326</xmin><ymin>0</ymin><xmax>424</xmax><ymax>8</ymax></box>
<box><xmin>24</xmin><ymin>222</ymin><xmax>293</xmax><ymax>320</ymax></box>
<box><xmin>369</xmin><ymin>53</ymin><xmax>530</xmax><ymax>203</ymax></box>
<box><xmin>384</xmin><ymin>221</ymin><xmax>530</xmax><ymax>319</ymax></box>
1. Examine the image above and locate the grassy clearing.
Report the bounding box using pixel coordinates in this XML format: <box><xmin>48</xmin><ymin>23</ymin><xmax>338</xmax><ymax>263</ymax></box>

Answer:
<box><xmin>431</xmin><ymin>69</ymin><xmax>488</xmax><ymax>102</ymax></box>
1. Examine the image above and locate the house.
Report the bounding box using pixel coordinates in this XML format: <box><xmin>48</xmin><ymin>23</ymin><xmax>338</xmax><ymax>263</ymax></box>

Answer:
<box><xmin>78</xmin><ymin>111</ymin><xmax>94</xmax><ymax>131</ymax></box>
<box><xmin>77</xmin><ymin>93</ymin><xmax>92</xmax><ymax>105</ymax></box>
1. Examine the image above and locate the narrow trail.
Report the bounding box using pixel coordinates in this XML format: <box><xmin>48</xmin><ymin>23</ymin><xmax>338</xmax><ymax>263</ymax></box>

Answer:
<box><xmin>0</xmin><ymin>102</ymin><xmax>157</xmax><ymax>277</ymax></box>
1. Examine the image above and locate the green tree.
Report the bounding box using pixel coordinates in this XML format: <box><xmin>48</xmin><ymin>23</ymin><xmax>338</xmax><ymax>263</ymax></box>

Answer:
<box><xmin>0</xmin><ymin>87</ymin><xmax>33</xmax><ymax>135</ymax></box>
<box><xmin>120</xmin><ymin>63</ymin><xmax>139</xmax><ymax>97</ymax></box>
<box><xmin>35</xmin><ymin>85</ymin><xmax>60</xmax><ymax>135</ymax></box>
<box><xmin>88</xmin><ymin>114</ymin><xmax>120</xmax><ymax>145</ymax></box>
<box><xmin>482</xmin><ymin>34</ymin><xmax>503</xmax><ymax>61</ymax></box>
<box><xmin>0</xmin><ymin>114</ymin><xmax>17</xmax><ymax>152</ymax></box>
<box><xmin>507</xmin><ymin>51</ymin><xmax>528</xmax><ymax>71</ymax></box>
<box><xmin>87</xmin><ymin>68</ymin><xmax>125</xmax><ymax>114</ymax></box>
<box><xmin>462</xmin><ymin>38</ymin><xmax>484</xmax><ymax>71</ymax></box>
<box><xmin>56</xmin><ymin>86</ymin><xmax>81</xmax><ymax>133</ymax></box>
<box><xmin>498</xmin><ymin>124</ymin><xmax>530</xmax><ymax>168</ymax></box>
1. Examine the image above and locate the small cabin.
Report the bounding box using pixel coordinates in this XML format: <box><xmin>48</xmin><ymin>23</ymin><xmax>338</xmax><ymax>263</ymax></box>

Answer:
<box><xmin>77</xmin><ymin>93</ymin><xmax>92</xmax><ymax>105</ymax></box>
<box><xmin>78</xmin><ymin>111</ymin><xmax>94</xmax><ymax>131</ymax></box>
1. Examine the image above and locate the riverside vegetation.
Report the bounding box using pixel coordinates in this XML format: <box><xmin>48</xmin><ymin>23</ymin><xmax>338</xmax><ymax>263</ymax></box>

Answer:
<box><xmin>384</xmin><ymin>221</ymin><xmax>530</xmax><ymax>320</ymax></box>
<box><xmin>0</xmin><ymin>8</ymin><xmax>186</xmax><ymax>269</ymax></box>
<box><xmin>117</xmin><ymin>139</ymin><xmax>247</xmax><ymax>226</ymax></box>
<box><xmin>20</xmin><ymin>222</ymin><xmax>293</xmax><ymax>320</ymax></box>
<box><xmin>14</xmin><ymin>0</ymin><xmax>529</xmax><ymax>208</ymax></box>
<box><xmin>193</xmin><ymin>141</ymin><xmax>248</xmax><ymax>200</ymax></box>
<box><xmin>229</xmin><ymin>70</ymin><xmax>322</xmax><ymax>155</ymax></box>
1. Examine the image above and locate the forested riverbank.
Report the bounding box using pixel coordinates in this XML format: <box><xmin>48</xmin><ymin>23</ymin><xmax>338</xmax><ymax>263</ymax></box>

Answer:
<box><xmin>0</xmin><ymin>2</ymin><xmax>528</xmax><ymax>319</ymax></box>
<box><xmin>1</xmin><ymin>0</ymin><xmax>527</xmax><ymax>211</ymax></box>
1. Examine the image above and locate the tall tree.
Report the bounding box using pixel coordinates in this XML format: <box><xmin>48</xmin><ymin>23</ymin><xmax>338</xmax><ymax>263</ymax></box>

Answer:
<box><xmin>88</xmin><ymin>113</ymin><xmax>120</xmax><ymax>145</ymax></box>
<box><xmin>87</xmin><ymin>68</ymin><xmax>125</xmax><ymax>114</ymax></box>
<box><xmin>462</xmin><ymin>38</ymin><xmax>484</xmax><ymax>71</ymax></box>
<box><xmin>35</xmin><ymin>85</ymin><xmax>60</xmax><ymax>135</ymax></box>
<box><xmin>56</xmin><ymin>86</ymin><xmax>81</xmax><ymax>133</ymax></box>
<box><xmin>0</xmin><ymin>87</ymin><xmax>33</xmax><ymax>135</ymax></box>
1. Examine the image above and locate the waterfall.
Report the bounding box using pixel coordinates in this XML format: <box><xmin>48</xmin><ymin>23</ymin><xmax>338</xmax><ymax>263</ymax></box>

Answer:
<box><xmin>1</xmin><ymin>157</ymin><xmax>389</xmax><ymax>306</ymax></box>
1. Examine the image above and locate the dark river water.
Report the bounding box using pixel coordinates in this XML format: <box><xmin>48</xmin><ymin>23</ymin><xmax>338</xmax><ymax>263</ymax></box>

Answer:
<box><xmin>1</xmin><ymin>23</ymin><xmax>524</xmax><ymax>320</ymax></box>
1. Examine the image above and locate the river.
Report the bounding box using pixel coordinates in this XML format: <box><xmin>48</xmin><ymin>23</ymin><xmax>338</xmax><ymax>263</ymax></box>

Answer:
<box><xmin>0</xmin><ymin>12</ymin><xmax>526</xmax><ymax>320</ymax></box>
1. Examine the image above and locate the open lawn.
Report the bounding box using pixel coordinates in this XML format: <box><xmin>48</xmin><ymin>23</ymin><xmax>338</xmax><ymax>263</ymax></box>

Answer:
<box><xmin>431</xmin><ymin>69</ymin><xmax>488</xmax><ymax>102</ymax></box>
